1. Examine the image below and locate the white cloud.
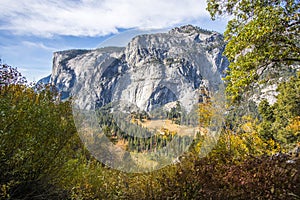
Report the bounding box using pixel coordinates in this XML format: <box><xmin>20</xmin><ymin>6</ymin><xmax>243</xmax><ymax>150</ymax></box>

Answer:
<box><xmin>0</xmin><ymin>0</ymin><xmax>209</xmax><ymax>37</ymax></box>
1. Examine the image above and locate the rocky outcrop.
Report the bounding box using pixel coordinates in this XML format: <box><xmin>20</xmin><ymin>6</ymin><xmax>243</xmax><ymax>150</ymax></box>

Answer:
<box><xmin>49</xmin><ymin>25</ymin><xmax>228</xmax><ymax>112</ymax></box>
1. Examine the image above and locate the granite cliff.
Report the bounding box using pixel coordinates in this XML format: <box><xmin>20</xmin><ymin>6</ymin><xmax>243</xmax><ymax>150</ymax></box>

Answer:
<box><xmin>48</xmin><ymin>25</ymin><xmax>228</xmax><ymax>112</ymax></box>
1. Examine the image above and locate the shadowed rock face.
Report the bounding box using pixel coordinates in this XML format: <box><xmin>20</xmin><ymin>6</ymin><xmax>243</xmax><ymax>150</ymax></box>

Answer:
<box><xmin>49</xmin><ymin>25</ymin><xmax>228</xmax><ymax>111</ymax></box>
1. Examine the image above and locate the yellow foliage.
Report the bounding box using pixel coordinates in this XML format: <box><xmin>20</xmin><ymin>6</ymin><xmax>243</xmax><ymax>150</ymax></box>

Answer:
<box><xmin>264</xmin><ymin>139</ymin><xmax>281</xmax><ymax>154</ymax></box>
<box><xmin>206</xmin><ymin>115</ymin><xmax>276</xmax><ymax>161</ymax></box>
<box><xmin>286</xmin><ymin>116</ymin><xmax>300</xmax><ymax>135</ymax></box>
<box><xmin>199</xmin><ymin>102</ymin><xmax>214</xmax><ymax>127</ymax></box>
<box><xmin>170</xmin><ymin>131</ymin><xmax>177</xmax><ymax>136</ymax></box>
<box><xmin>241</xmin><ymin>122</ymin><xmax>254</xmax><ymax>133</ymax></box>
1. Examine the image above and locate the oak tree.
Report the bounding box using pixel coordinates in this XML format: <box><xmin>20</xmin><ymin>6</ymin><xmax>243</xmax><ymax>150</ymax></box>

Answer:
<box><xmin>207</xmin><ymin>0</ymin><xmax>300</xmax><ymax>103</ymax></box>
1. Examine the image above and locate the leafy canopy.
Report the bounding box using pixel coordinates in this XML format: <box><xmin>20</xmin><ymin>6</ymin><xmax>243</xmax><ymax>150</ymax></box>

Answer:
<box><xmin>258</xmin><ymin>72</ymin><xmax>300</xmax><ymax>147</ymax></box>
<box><xmin>0</xmin><ymin>63</ymin><xmax>77</xmax><ymax>199</ymax></box>
<box><xmin>207</xmin><ymin>0</ymin><xmax>300</xmax><ymax>103</ymax></box>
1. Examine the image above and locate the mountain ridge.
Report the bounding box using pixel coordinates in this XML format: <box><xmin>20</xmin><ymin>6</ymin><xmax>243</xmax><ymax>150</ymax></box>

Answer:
<box><xmin>41</xmin><ymin>25</ymin><xmax>228</xmax><ymax>112</ymax></box>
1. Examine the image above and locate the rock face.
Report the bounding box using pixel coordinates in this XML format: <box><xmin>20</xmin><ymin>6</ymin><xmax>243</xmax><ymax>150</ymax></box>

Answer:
<box><xmin>49</xmin><ymin>25</ymin><xmax>228</xmax><ymax>111</ymax></box>
<box><xmin>37</xmin><ymin>74</ymin><xmax>51</xmax><ymax>85</ymax></box>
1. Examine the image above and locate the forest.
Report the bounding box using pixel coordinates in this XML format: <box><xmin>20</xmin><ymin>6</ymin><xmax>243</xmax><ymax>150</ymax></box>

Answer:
<box><xmin>1</xmin><ymin>0</ymin><xmax>299</xmax><ymax>199</ymax></box>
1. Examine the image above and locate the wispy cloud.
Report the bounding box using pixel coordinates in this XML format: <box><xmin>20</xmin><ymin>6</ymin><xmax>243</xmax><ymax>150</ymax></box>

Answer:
<box><xmin>0</xmin><ymin>0</ymin><xmax>209</xmax><ymax>37</ymax></box>
<box><xmin>21</xmin><ymin>41</ymin><xmax>57</xmax><ymax>51</ymax></box>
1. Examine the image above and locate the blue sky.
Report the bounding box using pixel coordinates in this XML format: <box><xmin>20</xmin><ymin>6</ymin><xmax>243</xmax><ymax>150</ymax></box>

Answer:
<box><xmin>0</xmin><ymin>0</ymin><xmax>227</xmax><ymax>82</ymax></box>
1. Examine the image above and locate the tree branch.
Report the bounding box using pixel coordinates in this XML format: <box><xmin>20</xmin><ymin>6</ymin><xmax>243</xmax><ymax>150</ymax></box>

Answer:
<box><xmin>272</xmin><ymin>58</ymin><xmax>300</xmax><ymax>63</ymax></box>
